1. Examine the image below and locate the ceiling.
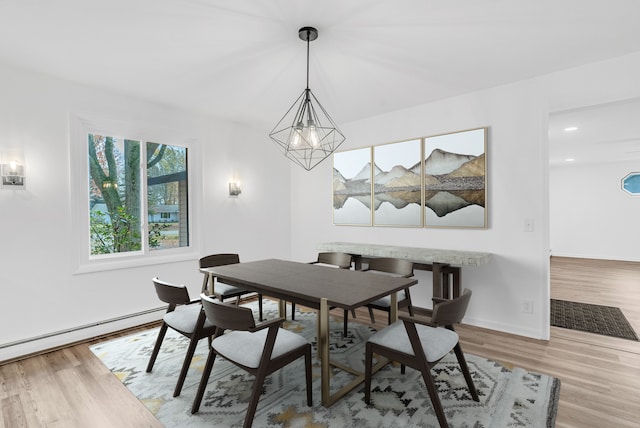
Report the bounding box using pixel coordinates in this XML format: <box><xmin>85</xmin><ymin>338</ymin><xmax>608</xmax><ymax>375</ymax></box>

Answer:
<box><xmin>549</xmin><ymin>98</ymin><xmax>640</xmax><ymax>166</ymax></box>
<box><xmin>1</xmin><ymin>0</ymin><xmax>640</xmax><ymax>141</ymax></box>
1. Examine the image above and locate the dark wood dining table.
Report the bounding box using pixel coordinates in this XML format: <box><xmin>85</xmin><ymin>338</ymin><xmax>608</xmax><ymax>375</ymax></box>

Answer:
<box><xmin>200</xmin><ymin>258</ymin><xmax>418</xmax><ymax>407</ymax></box>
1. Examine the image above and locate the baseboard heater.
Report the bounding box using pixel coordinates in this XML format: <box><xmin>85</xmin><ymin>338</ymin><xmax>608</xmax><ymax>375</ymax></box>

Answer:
<box><xmin>0</xmin><ymin>306</ymin><xmax>165</xmax><ymax>362</ymax></box>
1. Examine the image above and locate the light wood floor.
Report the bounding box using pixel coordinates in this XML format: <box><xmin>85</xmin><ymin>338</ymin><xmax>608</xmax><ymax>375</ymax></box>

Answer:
<box><xmin>1</xmin><ymin>257</ymin><xmax>639</xmax><ymax>427</ymax></box>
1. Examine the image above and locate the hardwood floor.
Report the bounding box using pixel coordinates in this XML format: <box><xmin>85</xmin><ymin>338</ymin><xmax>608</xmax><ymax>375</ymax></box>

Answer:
<box><xmin>1</xmin><ymin>257</ymin><xmax>639</xmax><ymax>427</ymax></box>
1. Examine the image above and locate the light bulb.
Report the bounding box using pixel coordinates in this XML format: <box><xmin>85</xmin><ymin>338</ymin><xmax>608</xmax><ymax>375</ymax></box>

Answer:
<box><xmin>9</xmin><ymin>160</ymin><xmax>17</xmax><ymax>171</ymax></box>
<box><xmin>306</xmin><ymin>121</ymin><xmax>319</xmax><ymax>147</ymax></box>
<box><xmin>291</xmin><ymin>122</ymin><xmax>304</xmax><ymax>147</ymax></box>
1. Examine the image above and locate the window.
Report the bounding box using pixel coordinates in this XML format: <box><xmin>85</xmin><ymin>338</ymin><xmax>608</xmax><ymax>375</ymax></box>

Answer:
<box><xmin>622</xmin><ymin>172</ymin><xmax>640</xmax><ymax>196</ymax></box>
<box><xmin>146</xmin><ymin>143</ymin><xmax>189</xmax><ymax>250</ymax></box>
<box><xmin>88</xmin><ymin>134</ymin><xmax>189</xmax><ymax>257</ymax></box>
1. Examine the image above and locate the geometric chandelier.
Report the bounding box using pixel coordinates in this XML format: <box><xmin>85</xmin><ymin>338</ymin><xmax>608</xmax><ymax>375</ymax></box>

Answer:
<box><xmin>269</xmin><ymin>27</ymin><xmax>346</xmax><ymax>171</ymax></box>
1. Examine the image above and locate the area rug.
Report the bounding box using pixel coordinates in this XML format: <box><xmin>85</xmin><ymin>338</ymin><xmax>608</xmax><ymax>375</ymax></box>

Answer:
<box><xmin>90</xmin><ymin>301</ymin><xmax>560</xmax><ymax>427</ymax></box>
<box><xmin>550</xmin><ymin>299</ymin><xmax>639</xmax><ymax>341</ymax></box>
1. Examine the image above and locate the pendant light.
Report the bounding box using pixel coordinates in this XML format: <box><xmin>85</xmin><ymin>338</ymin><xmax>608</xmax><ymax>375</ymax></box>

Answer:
<box><xmin>269</xmin><ymin>27</ymin><xmax>345</xmax><ymax>171</ymax></box>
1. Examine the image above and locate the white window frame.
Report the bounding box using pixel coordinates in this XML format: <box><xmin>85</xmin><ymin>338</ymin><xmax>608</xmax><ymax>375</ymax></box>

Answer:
<box><xmin>70</xmin><ymin>114</ymin><xmax>199</xmax><ymax>274</ymax></box>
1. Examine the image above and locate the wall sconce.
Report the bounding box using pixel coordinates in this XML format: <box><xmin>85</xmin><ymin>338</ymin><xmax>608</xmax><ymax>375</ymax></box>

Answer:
<box><xmin>228</xmin><ymin>182</ymin><xmax>241</xmax><ymax>197</ymax></box>
<box><xmin>1</xmin><ymin>159</ymin><xmax>25</xmax><ymax>189</ymax></box>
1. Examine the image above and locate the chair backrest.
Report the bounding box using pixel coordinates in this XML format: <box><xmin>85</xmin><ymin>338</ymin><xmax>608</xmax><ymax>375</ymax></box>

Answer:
<box><xmin>201</xmin><ymin>294</ymin><xmax>256</xmax><ymax>331</ymax></box>
<box><xmin>316</xmin><ymin>252</ymin><xmax>352</xmax><ymax>268</ymax></box>
<box><xmin>199</xmin><ymin>253</ymin><xmax>240</xmax><ymax>269</ymax></box>
<box><xmin>366</xmin><ymin>257</ymin><xmax>414</xmax><ymax>277</ymax></box>
<box><xmin>431</xmin><ymin>289</ymin><xmax>472</xmax><ymax>327</ymax></box>
<box><xmin>153</xmin><ymin>277</ymin><xmax>191</xmax><ymax>306</ymax></box>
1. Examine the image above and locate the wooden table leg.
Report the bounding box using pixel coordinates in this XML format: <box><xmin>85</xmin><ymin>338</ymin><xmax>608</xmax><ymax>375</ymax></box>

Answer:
<box><xmin>319</xmin><ymin>298</ymin><xmax>330</xmax><ymax>406</ymax></box>
<box><xmin>353</xmin><ymin>255</ymin><xmax>363</xmax><ymax>270</ymax></box>
<box><xmin>451</xmin><ymin>267</ymin><xmax>461</xmax><ymax>298</ymax></box>
<box><xmin>204</xmin><ymin>272</ymin><xmax>215</xmax><ymax>296</ymax></box>
<box><xmin>432</xmin><ymin>263</ymin><xmax>443</xmax><ymax>299</ymax></box>
<box><xmin>389</xmin><ymin>292</ymin><xmax>398</xmax><ymax>323</ymax></box>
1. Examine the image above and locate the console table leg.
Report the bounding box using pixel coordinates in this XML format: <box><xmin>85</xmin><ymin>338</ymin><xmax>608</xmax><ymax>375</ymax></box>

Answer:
<box><xmin>432</xmin><ymin>263</ymin><xmax>444</xmax><ymax>299</ymax></box>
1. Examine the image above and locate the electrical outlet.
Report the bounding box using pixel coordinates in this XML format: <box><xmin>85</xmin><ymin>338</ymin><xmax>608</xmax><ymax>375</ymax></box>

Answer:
<box><xmin>522</xmin><ymin>299</ymin><xmax>533</xmax><ymax>314</ymax></box>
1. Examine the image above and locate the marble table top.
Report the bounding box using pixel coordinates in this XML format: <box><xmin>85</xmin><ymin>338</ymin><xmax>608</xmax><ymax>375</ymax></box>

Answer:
<box><xmin>317</xmin><ymin>242</ymin><xmax>492</xmax><ymax>267</ymax></box>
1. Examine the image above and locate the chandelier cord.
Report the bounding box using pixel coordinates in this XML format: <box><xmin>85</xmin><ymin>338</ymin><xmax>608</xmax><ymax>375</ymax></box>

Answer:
<box><xmin>305</xmin><ymin>29</ymin><xmax>310</xmax><ymax>91</ymax></box>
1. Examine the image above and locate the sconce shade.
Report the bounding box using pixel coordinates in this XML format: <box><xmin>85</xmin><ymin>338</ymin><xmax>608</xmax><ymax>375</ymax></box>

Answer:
<box><xmin>229</xmin><ymin>182</ymin><xmax>241</xmax><ymax>196</ymax></box>
<box><xmin>269</xmin><ymin>27</ymin><xmax>345</xmax><ymax>171</ymax></box>
<box><xmin>1</xmin><ymin>160</ymin><xmax>25</xmax><ymax>188</ymax></box>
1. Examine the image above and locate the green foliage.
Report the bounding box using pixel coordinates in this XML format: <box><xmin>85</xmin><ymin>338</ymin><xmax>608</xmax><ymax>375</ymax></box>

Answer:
<box><xmin>148</xmin><ymin>222</ymin><xmax>170</xmax><ymax>249</ymax></box>
<box><xmin>91</xmin><ymin>210</ymin><xmax>172</xmax><ymax>254</ymax></box>
<box><xmin>90</xmin><ymin>208</ymin><xmax>141</xmax><ymax>254</ymax></box>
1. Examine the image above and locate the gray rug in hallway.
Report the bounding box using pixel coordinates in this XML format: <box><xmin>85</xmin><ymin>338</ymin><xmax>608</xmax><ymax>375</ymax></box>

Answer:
<box><xmin>90</xmin><ymin>301</ymin><xmax>560</xmax><ymax>427</ymax></box>
<box><xmin>551</xmin><ymin>299</ymin><xmax>639</xmax><ymax>341</ymax></box>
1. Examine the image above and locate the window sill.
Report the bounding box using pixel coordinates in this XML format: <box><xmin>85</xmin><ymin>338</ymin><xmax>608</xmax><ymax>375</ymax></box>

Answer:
<box><xmin>74</xmin><ymin>249</ymin><xmax>199</xmax><ymax>275</ymax></box>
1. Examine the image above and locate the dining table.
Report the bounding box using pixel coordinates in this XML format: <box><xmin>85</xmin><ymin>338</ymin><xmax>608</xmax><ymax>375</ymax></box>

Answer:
<box><xmin>200</xmin><ymin>258</ymin><xmax>418</xmax><ymax>407</ymax></box>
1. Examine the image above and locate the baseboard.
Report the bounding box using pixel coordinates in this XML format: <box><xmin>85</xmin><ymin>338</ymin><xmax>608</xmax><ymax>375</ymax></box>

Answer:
<box><xmin>0</xmin><ymin>307</ymin><xmax>165</xmax><ymax>364</ymax></box>
<box><xmin>550</xmin><ymin>251</ymin><xmax>640</xmax><ymax>263</ymax></box>
<box><xmin>403</xmin><ymin>306</ymin><xmax>548</xmax><ymax>340</ymax></box>
<box><xmin>462</xmin><ymin>315</ymin><xmax>549</xmax><ymax>340</ymax></box>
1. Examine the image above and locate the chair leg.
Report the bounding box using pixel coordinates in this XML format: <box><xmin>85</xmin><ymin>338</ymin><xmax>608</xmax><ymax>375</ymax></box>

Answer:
<box><xmin>244</xmin><ymin>370</ymin><xmax>267</xmax><ymax>428</ymax></box>
<box><xmin>364</xmin><ymin>342</ymin><xmax>374</xmax><ymax>404</ymax></box>
<box><xmin>174</xmin><ymin>334</ymin><xmax>200</xmax><ymax>397</ymax></box>
<box><xmin>453</xmin><ymin>343</ymin><xmax>479</xmax><ymax>401</ymax></box>
<box><xmin>343</xmin><ymin>309</ymin><xmax>349</xmax><ymax>337</ymax></box>
<box><xmin>146</xmin><ymin>323</ymin><xmax>168</xmax><ymax>372</ymax></box>
<box><xmin>191</xmin><ymin>348</ymin><xmax>217</xmax><ymax>414</ymax></box>
<box><xmin>304</xmin><ymin>345</ymin><xmax>313</xmax><ymax>406</ymax></box>
<box><xmin>404</xmin><ymin>288</ymin><xmax>414</xmax><ymax>317</ymax></box>
<box><xmin>258</xmin><ymin>294</ymin><xmax>263</xmax><ymax>321</ymax></box>
<box><xmin>368</xmin><ymin>307</ymin><xmax>376</xmax><ymax>324</ymax></box>
<box><xmin>291</xmin><ymin>301</ymin><xmax>296</xmax><ymax>320</ymax></box>
<box><xmin>420</xmin><ymin>368</ymin><xmax>449</xmax><ymax>428</ymax></box>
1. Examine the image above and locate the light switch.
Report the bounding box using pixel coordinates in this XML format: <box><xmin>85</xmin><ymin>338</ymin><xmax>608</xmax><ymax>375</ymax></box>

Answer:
<box><xmin>524</xmin><ymin>219</ymin><xmax>534</xmax><ymax>232</ymax></box>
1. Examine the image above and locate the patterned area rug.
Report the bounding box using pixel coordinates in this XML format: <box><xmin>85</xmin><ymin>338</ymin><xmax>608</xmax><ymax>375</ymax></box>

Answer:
<box><xmin>551</xmin><ymin>299</ymin><xmax>639</xmax><ymax>341</ymax></box>
<box><xmin>90</xmin><ymin>301</ymin><xmax>560</xmax><ymax>427</ymax></box>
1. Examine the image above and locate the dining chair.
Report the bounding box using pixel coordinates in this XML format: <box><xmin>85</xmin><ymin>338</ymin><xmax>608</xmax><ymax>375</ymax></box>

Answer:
<box><xmin>191</xmin><ymin>295</ymin><xmax>312</xmax><ymax>428</ymax></box>
<box><xmin>199</xmin><ymin>253</ymin><xmax>263</xmax><ymax>321</ymax></box>
<box><xmin>364</xmin><ymin>289</ymin><xmax>479</xmax><ymax>428</ymax></box>
<box><xmin>290</xmin><ymin>252</ymin><xmax>353</xmax><ymax>327</ymax></box>
<box><xmin>361</xmin><ymin>257</ymin><xmax>415</xmax><ymax>325</ymax></box>
<box><xmin>146</xmin><ymin>277</ymin><xmax>217</xmax><ymax>397</ymax></box>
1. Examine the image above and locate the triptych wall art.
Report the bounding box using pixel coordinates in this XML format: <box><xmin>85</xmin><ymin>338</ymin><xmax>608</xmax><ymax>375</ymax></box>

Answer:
<box><xmin>333</xmin><ymin>127</ymin><xmax>487</xmax><ymax>228</ymax></box>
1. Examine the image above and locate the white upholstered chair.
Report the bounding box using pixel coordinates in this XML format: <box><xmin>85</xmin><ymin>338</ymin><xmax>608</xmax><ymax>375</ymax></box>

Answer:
<box><xmin>191</xmin><ymin>295</ymin><xmax>312</xmax><ymax>428</ymax></box>
<box><xmin>362</xmin><ymin>257</ymin><xmax>415</xmax><ymax>324</ymax></box>
<box><xmin>199</xmin><ymin>253</ymin><xmax>263</xmax><ymax>321</ymax></box>
<box><xmin>364</xmin><ymin>289</ymin><xmax>479</xmax><ymax>428</ymax></box>
<box><xmin>146</xmin><ymin>277</ymin><xmax>217</xmax><ymax>397</ymax></box>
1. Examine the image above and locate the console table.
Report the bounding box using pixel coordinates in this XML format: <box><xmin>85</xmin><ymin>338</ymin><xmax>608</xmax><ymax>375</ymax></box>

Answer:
<box><xmin>317</xmin><ymin>242</ymin><xmax>491</xmax><ymax>299</ymax></box>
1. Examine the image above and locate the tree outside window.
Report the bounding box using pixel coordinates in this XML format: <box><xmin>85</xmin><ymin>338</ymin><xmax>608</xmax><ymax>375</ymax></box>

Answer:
<box><xmin>88</xmin><ymin>134</ymin><xmax>189</xmax><ymax>255</ymax></box>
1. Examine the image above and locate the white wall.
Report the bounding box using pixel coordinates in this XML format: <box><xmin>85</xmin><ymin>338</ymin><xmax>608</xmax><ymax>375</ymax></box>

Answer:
<box><xmin>542</xmin><ymin>53</ymin><xmax>640</xmax><ymax>263</ymax></box>
<box><xmin>0</xmin><ymin>63</ymin><xmax>291</xmax><ymax>361</ymax></box>
<box><xmin>290</xmin><ymin>51</ymin><xmax>640</xmax><ymax>340</ymax></box>
<box><xmin>289</xmin><ymin>81</ymin><xmax>551</xmax><ymax>339</ymax></box>
<box><xmin>550</xmin><ymin>160</ymin><xmax>640</xmax><ymax>261</ymax></box>
<box><xmin>3</xmin><ymin>49</ymin><xmax>640</xmax><ymax>360</ymax></box>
